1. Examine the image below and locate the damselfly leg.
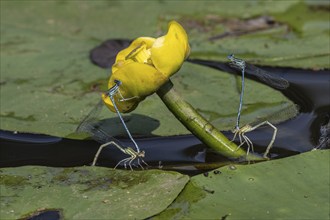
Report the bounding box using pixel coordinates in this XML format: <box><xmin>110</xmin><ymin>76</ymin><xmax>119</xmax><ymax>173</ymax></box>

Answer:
<box><xmin>232</xmin><ymin>121</ymin><xmax>277</xmax><ymax>158</ymax></box>
<box><xmin>106</xmin><ymin>80</ymin><xmax>141</xmax><ymax>153</ymax></box>
<box><xmin>92</xmin><ymin>141</ymin><xmax>147</xmax><ymax>170</ymax></box>
<box><xmin>76</xmin><ymin>80</ymin><xmax>148</xmax><ymax>170</ymax></box>
<box><xmin>227</xmin><ymin>54</ymin><xmax>287</xmax><ymax>158</ymax></box>
<box><xmin>97</xmin><ymin>79</ymin><xmax>148</xmax><ymax>169</ymax></box>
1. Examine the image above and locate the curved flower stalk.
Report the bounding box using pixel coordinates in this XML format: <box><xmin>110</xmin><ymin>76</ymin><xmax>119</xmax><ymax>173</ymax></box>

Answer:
<box><xmin>102</xmin><ymin>21</ymin><xmax>262</xmax><ymax>161</ymax></box>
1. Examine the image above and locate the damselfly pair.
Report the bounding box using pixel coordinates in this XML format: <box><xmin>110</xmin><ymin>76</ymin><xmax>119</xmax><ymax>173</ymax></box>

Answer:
<box><xmin>76</xmin><ymin>80</ymin><xmax>148</xmax><ymax>170</ymax></box>
<box><xmin>78</xmin><ymin>55</ymin><xmax>293</xmax><ymax>169</ymax></box>
<box><xmin>227</xmin><ymin>54</ymin><xmax>292</xmax><ymax>158</ymax></box>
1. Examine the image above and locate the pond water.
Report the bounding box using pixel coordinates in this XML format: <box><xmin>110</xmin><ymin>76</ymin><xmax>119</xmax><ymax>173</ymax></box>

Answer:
<box><xmin>1</xmin><ymin>40</ymin><xmax>329</xmax><ymax>173</ymax></box>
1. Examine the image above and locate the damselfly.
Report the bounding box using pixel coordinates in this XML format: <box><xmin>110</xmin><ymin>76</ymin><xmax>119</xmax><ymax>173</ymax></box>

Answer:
<box><xmin>232</xmin><ymin>103</ymin><xmax>299</xmax><ymax>158</ymax></box>
<box><xmin>227</xmin><ymin>54</ymin><xmax>290</xmax><ymax>130</ymax></box>
<box><xmin>227</xmin><ymin>54</ymin><xmax>246</xmax><ymax>130</ymax></box>
<box><xmin>228</xmin><ymin>54</ymin><xmax>289</xmax><ymax>90</ymax></box>
<box><xmin>228</xmin><ymin>54</ymin><xmax>292</xmax><ymax>158</ymax></box>
<box><xmin>76</xmin><ymin>80</ymin><xmax>148</xmax><ymax>170</ymax></box>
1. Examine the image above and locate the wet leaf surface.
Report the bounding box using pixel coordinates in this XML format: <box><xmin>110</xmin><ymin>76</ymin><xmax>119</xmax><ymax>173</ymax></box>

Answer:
<box><xmin>154</xmin><ymin>149</ymin><xmax>330</xmax><ymax>219</ymax></box>
<box><xmin>0</xmin><ymin>2</ymin><xmax>329</xmax><ymax>219</ymax></box>
<box><xmin>0</xmin><ymin>166</ymin><xmax>189</xmax><ymax>219</ymax></box>
<box><xmin>1</xmin><ymin>1</ymin><xmax>323</xmax><ymax>137</ymax></box>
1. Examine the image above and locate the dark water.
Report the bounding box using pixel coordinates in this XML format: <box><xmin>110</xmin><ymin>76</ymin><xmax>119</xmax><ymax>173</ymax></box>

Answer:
<box><xmin>1</xmin><ymin>40</ymin><xmax>329</xmax><ymax>171</ymax></box>
<box><xmin>25</xmin><ymin>209</ymin><xmax>62</xmax><ymax>220</ymax></box>
<box><xmin>190</xmin><ymin>59</ymin><xmax>330</xmax><ymax>152</ymax></box>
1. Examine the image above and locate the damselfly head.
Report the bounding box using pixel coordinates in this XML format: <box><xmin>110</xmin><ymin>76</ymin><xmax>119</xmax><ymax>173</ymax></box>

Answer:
<box><xmin>105</xmin><ymin>80</ymin><xmax>122</xmax><ymax>97</ymax></box>
<box><xmin>114</xmin><ymin>79</ymin><xmax>122</xmax><ymax>86</ymax></box>
<box><xmin>227</xmin><ymin>54</ymin><xmax>245</xmax><ymax>70</ymax></box>
<box><xmin>227</xmin><ymin>54</ymin><xmax>235</xmax><ymax>61</ymax></box>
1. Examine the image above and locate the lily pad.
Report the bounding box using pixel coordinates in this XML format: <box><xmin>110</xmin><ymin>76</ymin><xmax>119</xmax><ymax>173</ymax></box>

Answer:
<box><xmin>154</xmin><ymin>149</ymin><xmax>330</xmax><ymax>219</ymax></box>
<box><xmin>177</xmin><ymin>1</ymin><xmax>330</xmax><ymax>69</ymax></box>
<box><xmin>0</xmin><ymin>1</ymin><xmax>314</xmax><ymax>138</ymax></box>
<box><xmin>0</xmin><ymin>166</ymin><xmax>189</xmax><ymax>219</ymax></box>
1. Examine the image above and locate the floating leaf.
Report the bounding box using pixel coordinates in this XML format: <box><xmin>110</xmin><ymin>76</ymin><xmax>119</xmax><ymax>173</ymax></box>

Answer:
<box><xmin>154</xmin><ymin>150</ymin><xmax>330</xmax><ymax>219</ymax></box>
<box><xmin>0</xmin><ymin>166</ymin><xmax>189</xmax><ymax>219</ymax></box>
<box><xmin>0</xmin><ymin>1</ymin><xmax>314</xmax><ymax>138</ymax></box>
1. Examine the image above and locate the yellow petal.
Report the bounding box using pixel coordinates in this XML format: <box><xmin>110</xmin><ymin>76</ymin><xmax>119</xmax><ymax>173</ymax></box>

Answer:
<box><xmin>103</xmin><ymin>62</ymin><xmax>167</xmax><ymax>113</ymax></box>
<box><xmin>151</xmin><ymin>21</ymin><xmax>190</xmax><ymax>77</ymax></box>
<box><xmin>112</xmin><ymin>37</ymin><xmax>155</xmax><ymax>73</ymax></box>
<box><xmin>102</xmin><ymin>92</ymin><xmax>138</xmax><ymax>113</ymax></box>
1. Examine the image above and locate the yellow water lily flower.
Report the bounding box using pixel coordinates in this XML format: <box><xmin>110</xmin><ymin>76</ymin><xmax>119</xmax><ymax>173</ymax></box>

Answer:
<box><xmin>102</xmin><ymin>21</ymin><xmax>190</xmax><ymax>113</ymax></box>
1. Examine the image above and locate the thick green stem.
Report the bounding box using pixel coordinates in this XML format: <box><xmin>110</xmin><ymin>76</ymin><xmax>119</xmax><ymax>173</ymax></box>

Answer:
<box><xmin>157</xmin><ymin>80</ymin><xmax>262</xmax><ymax>161</ymax></box>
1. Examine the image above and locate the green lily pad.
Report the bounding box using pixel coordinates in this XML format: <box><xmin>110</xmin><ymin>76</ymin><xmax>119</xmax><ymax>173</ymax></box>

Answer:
<box><xmin>172</xmin><ymin>1</ymin><xmax>330</xmax><ymax>69</ymax></box>
<box><xmin>154</xmin><ymin>149</ymin><xmax>330</xmax><ymax>219</ymax></box>
<box><xmin>0</xmin><ymin>166</ymin><xmax>189</xmax><ymax>219</ymax></box>
<box><xmin>0</xmin><ymin>1</ymin><xmax>312</xmax><ymax>138</ymax></box>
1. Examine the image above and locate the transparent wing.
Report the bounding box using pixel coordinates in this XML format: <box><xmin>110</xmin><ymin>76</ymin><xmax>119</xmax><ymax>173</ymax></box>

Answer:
<box><xmin>76</xmin><ymin>99</ymin><xmax>118</xmax><ymax>144</ymax></box>
<box><xmin>245</xmin><ymin>63</ymin><xmax>289</xmax><ymax>90</ymax></box>
<box><xmin>251</xmin><ymin>103</ymin><xmax>300</xmax><ymax>127</ymax></box>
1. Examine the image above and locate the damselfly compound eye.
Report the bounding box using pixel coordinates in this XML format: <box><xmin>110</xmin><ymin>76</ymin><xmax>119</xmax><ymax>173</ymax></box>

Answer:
<box><xmin>114</xmin><ymin>79</ymin><xmax>122</xmax><ymax>86</ymax></box>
